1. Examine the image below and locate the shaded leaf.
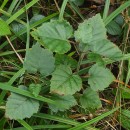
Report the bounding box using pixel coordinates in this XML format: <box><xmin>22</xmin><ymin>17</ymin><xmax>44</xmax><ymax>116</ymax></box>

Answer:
<box><xmin>88</xmin><ymin>64</ymin><xmax>115</xmax><ymax>91</ymax></box>
<box><xmin>50</xmin><ymin>65</ymin><xmax>82</xmax><ymax>95</ymax></box>
<box><xmin>115</xmin><ymin>14</ymin><xmax>124</xmax><ymax>26</ymax></box>
<box><xmin>33</xmin><ymin>20</ymin><xmax>73</xmax><ymax>54</ymax></box>
<box><xmin>11</xmin><ymin>22</ymin><xmax>26</xmax><ymax>41</ymax></box>
<box><xmin>24</xmin><ymin>43</ymin><xmax>55</xmax><ymax>76</ymax></box>
<box><xmin>5</xmin><ymin>85</ymin><xmax>39</xmax><ymax>120</ymax></box>
<box><xmin>88</xmin><ymin>53</ymin><xmax>105</xmax><ymax>65</ymax></box>
<box><xmin>55</xmin><ymin>54</ymin><xmax>77</xmax><ymax>69</ymax></box>
<box><xmin>70</xmin><ymin>0</ymin><xmax>84</xmax><ymax>6</ymax></box>
<box><xmin>106</xmin><ymin>21</ymin><xmax>122</xmax><ymax>35</ymax></box>
<box><xmin>30</xmin><ymin>14</ymin><xmax>44</xmax><ymax>25</ymax></box>
<box><xmin>80</xmin><ymin>88</ymin><xmax>102</xmax><ymax>110</ymax></box>
<box><xmin>48</xmin><ymin>94</ymin><xmax>77</xmax><ymax>112</ymax></box>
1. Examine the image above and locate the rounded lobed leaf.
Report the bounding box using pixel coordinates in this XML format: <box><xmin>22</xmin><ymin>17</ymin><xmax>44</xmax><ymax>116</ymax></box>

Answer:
<box><xmin>55</xmin><ymin>54</ymin><xmax>77</xmax><ymax>69</ymax></box>
<box><xmin>50</xmin><ymin>65</ymin><xmax>82</xmax><ymax>95</ymax></box>
<box><xmin>89</xmin><ymin>39</ymin><xmax>123</xmax><ymax>60</ymax></box>
<box><xmin>24</xmin><ymin>43</ymin><xmax>55</xmax><ymax>76</ymax></box>
<box><xmin>88</xmin><ymin>64</ymin><xmax>115</xmax><ymax>91</ymax></box>
<box><xmin>75</xmin><ymin>22</ymin><xmax>92</xmax><ymax>43</ymax></box>
<box><xmin>74</xmin><ymin>14</ymin><xmax>106</xmax><ymax>45</ymax></box>
<box><xmin>80</xmin><ymin>88</ymin><xmax>102</xmax><ymax>110</ymax></box>
<box><xmin>48</xmin><ymin>94</ymin><xmax>77</xmax><ymax>112</ymax></box>
<box><xmin>35</xmin><ymin>20</ymin><xmax>73</xmax><ymax>54</ymax></box>
<box><xmin>5</xmin><ymin>85</ymin><xmax>39</xmax><ymax>120</ymax></box>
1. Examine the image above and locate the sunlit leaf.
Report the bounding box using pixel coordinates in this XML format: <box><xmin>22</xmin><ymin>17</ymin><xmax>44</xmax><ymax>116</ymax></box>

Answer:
<box><xmin>0</xmin><ymin>19</ymin><xmax>11</xmax><ymax>36</ymax></box>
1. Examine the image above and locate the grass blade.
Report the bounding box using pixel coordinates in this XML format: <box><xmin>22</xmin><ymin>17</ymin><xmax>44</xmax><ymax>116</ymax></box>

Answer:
<box><xmin>5</xmin><ymin>125</ymin><xmax>71</xmax><ymax>130</ymax></box>
<box><xmin>6</xmin><ymin>0</ymin><xmax>39</xmax><ymax>24</ymax></box>
<box><xmin>7</xmin><ymin>0</ymin><xmax>19</xmax><ymax>13</ymax></box>
<box><xmin>104</xmin><ymin>1</ymin><xmax>130</xmax><ymax>26</ymax></box>
<box><xmin>0</xmin><ymin>12</ymin><xmax>58</xmax><ymax>49</ymax></box>
<box><xmin>68</xmin><ymin>107</ymin><xmax>119</xmax><ymax>130</ymax></box>
<box><xmin>103</xmin><ymin>0</ymin><xmax>110</xmax><ymax>20</ymax></box>
<box><xmin>1</xmin><ymin>0</ymin><xmax>8</xmax><ymax>9</ymax></box>
<box><xmin>69</xmin><ymin>1</ymin><xmax>84</xmax><ymax>20</ymax></box>
<box><xmin>0</xmin><ymin>68</ymin><xmax>25</xmax><ymax>104</ymax></box>
<box><xmin>33</xmin><ymin>113</ymin><xmax>78</xmax><ymax>126</ymax></box>
<box><xmin>17</xmin><ymin>120</ymin><xmax>33</xmax><ymax>130</ymax></box>
<box><xmin>33</xmin><ymin>113</ymin><xmax>98</xmax><ymax>130</ymax></box>
<box><xmin>0</xmin><ymin>82</ymin><xmax>56</xmax><ymax>104</ymax></box>
<box><xmin>59</xmin><ymin>0</ymin><xmax>69</xmax><ymax>21</ymax></box>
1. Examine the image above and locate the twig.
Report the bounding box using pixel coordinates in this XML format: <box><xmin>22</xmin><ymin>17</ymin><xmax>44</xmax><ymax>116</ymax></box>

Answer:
<box><xmin>6</xmin><ymin>36</ymin><xmax>23</xmax><ymax>63</ymax></box>
<box><xmin>54</xmin><ymin>0</ymin><xmax>60</xmax><ymax>12</ymax></box>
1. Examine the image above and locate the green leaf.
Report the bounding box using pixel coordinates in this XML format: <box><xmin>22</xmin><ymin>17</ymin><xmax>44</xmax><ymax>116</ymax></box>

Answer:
<box><xmin>121</xmin><ymin>88</ymin><xmax>130</xmax><ymax>99</ymax></box>
<box><xmin>75</xmin><ymin>21</ymin><xmax>92</xmax><ymax>43</ymax></box>
<box><xmin>0</xmin><ymin>19</ymin><xmax>11</xmax><ymax>36</ymax></box>
<box><xmin>55</xmin><ymin>54</ymin><xmax>77</xmax><ymax>69</ymax></box>
<box><xmin>50</xmin><ymin>65</ymin><xmax>82</xmax><ymax>95</ymax></box>
<box><xmin>80</xmin><ymin>88</ymin><xmax>102</xmax><ymax>110</ymax></box>
<box><xmin>48</xmin><ymin>94</ymin><xmax>77</xmax><ymax>112</ymax></box>
<box><xmin>5</xmin><ymin>85</ymin><xmax>39</xmax><ymax>120</ymax></box>
<box><xmin>89</xmin><ymin>39</ymin><xmax>123</xmax><ymax>60</ymax></box>
<box><xmin>106</xmin><ymin>21</ymin><xmax>122</xmax><ymax>35</ymax></box>
<box><xmin>115</xmin><ymin>14</ymin><xmax>124</xmax><ymax>26</ymax></box>
<box><xmin>113</xmin><ymin>87</ymin><xmax>130</xmax><ymax>99</ymax></box>
<box><xmin>33</xmin><ymin>20</ymin><xmax>73</xmax><ymax>54</ymax></box>
<box><xmin>30</xmin><ymin>14</ymin><xmax>44</xmax><ymax>24</ymax></box>
<box><xmin>119</xmin><ymin>109</ymin><xmax>130</xmax><ymax>130</ymax></box>
<box><xmin>24</xmin><ymin>43</ymin><xmax>55</xmax><ymax>76</ymax></box>
<box><xmin>88</xmin><ymin>53</ymin><xmax>105</xmax><ymax>65</ymax></box>
<box><xmin>87</xmin><ymin>14</ymin><xmax>106</xmax><ymax>43</ymax></box>
<box><xmin>29</xmin><ymin>84</ymin><xmax>42</xmax><ymax>97</ymax></box>
<box><xmin>11</xmin><ymin>22</ymin><xmax>26</xmax><ymax>41</ymax></box>
<box><xmin>88</xmin><ymin>64</ymin><xmax>115</xmax><ymax>91</ymax></box>
<box><xmin>75</xmin><ymin>14</ymin><xmax>106</xmax><ymax>45</ymax></box>
<box><xmin>70</xmin><ymin>0</ymin><xmax>84</xmax><ymax>6</ymax></box>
